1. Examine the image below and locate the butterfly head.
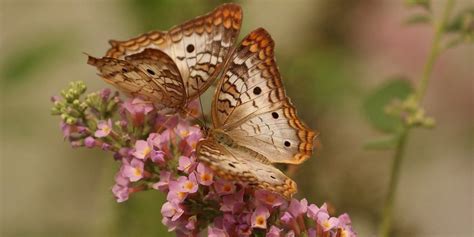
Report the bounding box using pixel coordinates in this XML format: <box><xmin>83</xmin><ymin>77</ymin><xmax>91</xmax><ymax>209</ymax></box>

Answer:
<box><xmin>200</xmin><ymin>126</ymin><xmax>211</xmax><ymax>138</ymax></box>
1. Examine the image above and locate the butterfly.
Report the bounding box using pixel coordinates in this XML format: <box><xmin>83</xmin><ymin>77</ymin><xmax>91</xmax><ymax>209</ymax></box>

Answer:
<box><xmin>196</xmin><ymin>28</ymin><xmax>317</xmax><ymax>199</ymax></box>
<box><xmin>87</xmin><ymin>3</ymin><xmax>243</xmax><ymax>111</ymax></box>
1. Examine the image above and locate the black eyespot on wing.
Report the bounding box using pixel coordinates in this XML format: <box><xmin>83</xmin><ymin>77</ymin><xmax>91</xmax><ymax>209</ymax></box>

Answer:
<box><xmin>272</xmin><ymin>112</ymin><xmax>279</xmax><ymax>119</ymax></box>
<box><xmin>284</xmin><ymin>141</ymin><xmax>291</xmax><ymax>147</ymax></box>
<box><xmin>146</xmin><ymin>69</ymin><xmax>155</xmax><ymax>75</ymax></box>
<box><xmin>270</xmin><ymin>175</ymin><xmax>276</xmax><ymax>179</ymax></box>
<box><xmin>186</xmin><ymin>44</ymin><xmax>195</xmax><ymax>53</ymax></box>
<box><xmin>253</xmin><ymin>87</ymin><xmax>262</xmax><ymax>95</ymax></box>
<box><xmin>122</xmin><ymin>68</ymin><xmax>128</xmax><ymax>73</ymax></box>
<box><xmin>228</xmin><ymin>163</ymin><xmax>236</xmax><ymax>168</ymax></box>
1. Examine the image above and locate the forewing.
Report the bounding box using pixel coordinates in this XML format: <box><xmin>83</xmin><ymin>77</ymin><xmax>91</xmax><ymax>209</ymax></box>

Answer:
<box><xmin>196</xmin><ymin>139</ymin><xmax>297</xmax><ymax>199</ymax></box>
<box><xmin>212</xmin><ymin>28</ymin><xmax>317</xmax><ymax>164</ymax></box>
<box><xmin>87</xmin><ymin>48</ymin><xmax>186</xmax><ymax>109</ymax></box>
<box><xmin>105</xmin><ymin>3</ymin><xmax>243</xmax><ymax>100</ymax></box>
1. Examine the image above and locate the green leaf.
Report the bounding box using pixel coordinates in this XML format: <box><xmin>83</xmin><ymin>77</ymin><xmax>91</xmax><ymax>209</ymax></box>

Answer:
<box><xmin>445</xmin><ymin>8</ymin><xmax>474</xmax><ymax>33</ymax></box>
<box><xmin>404</xmin><ymin>14</ymin><xmax>431</xmax><ymax>25</ymax></box>
<box><xmin>363</xmin><ymin>77</ymin><xmax>413</xmax><ymax>133</ymax></box>
<box><xmin>364</xmin><ymin>135</ymin><xmax>399</xmax><ymax>150</ymax></box>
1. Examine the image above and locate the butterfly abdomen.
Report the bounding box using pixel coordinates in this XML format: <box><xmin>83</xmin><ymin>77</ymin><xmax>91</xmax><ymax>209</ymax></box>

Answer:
<box><xmin>211</xmin><ymin>129</ymin><xmax>271</xmax><ymax>165</ymax></box>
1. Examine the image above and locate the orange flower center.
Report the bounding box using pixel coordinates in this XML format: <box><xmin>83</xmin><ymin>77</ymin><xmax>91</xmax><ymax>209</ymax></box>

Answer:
<box><xmin>201</xmin><ymin>173</ymin><xmax>211</xmax><ymax>181</ymax></box>
<box><xmin>223</xmin><ymin>185</ymin><xmax>232</xmax><ymax>192</ymax></box>
<box><xmin>265</xmin><ymin>195</ymin><xmax>276</xmax><ymax>204</ymax></box>
<box><xmin>256</xmin><ymin>216</ymin><xmax>265</xmax><ymax>226</ymax></box>
<box><xmin>178</xmin><ymin>192</ymin><xmax>187</xmax><ymax>199</ymax></box>
<box><xmin>184</xmin><ymin>181</ymin><xmax>194</xmax><ymax>190</ymax></box>
<box><xmin>133</xmin><ymin>168</ymin><xmax>142</xmax><ymax>177</ymax></box>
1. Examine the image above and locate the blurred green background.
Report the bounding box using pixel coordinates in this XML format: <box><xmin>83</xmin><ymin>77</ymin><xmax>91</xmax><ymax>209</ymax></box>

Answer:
<box><xmin>1</xmin><ymin>0</ymin><xmax>472</xmax><ymax>236</ymax></box>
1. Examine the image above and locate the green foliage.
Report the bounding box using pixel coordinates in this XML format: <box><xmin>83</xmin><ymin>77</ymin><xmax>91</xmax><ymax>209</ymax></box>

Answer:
<box><xmin>445</xmin><ymin>8</ymin><xmax>474</xmax><ymax>33</ymax></box>
<box><xmin>363</xmin><ymin>78</ymin><xmax>413</xmax><ymax>134</ymax></box>
<box><xmin>1</xmin><ymin>38</ymin><xmax>71</xmax><ymax>86</ymax></box>
<box><xmin>445</xmin><ymin>7</ymin><xmax>474</xmax><ymax>47</ymax></box>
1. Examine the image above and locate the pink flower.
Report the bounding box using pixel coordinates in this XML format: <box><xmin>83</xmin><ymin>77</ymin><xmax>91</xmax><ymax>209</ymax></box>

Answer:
<box><xmin>307</xmin><ymin>203</ymin><xmax>328</xmax><ymax>220</ymax></box>
<box><xmin>237</xmin><ymin>224</ymin><xmax>252</xmax><ymax>236</ymax></box>
<box><xmin>61</xmin><ymin>122</ymin><xmax>87</xmax><ymax>139</ymax></box>
<box><xmin>317</xmin><ymin>212</ymin><xmax>339</xmax><ymax>232</ymax></box>
<box><xmin>338</xmin><ymin>213</ymin><xmax>352</xmax><ymax>227</ymax></box>
<box><xmin>178</xmin><ymin>156</ymin><xmax>197</xmax><ymax>174</ymax></box>
<box><xmin>84</xmin><ymin>136</ymin><xmax>95</xmax><ymax>148</ymax></box>
<box><xmin>208</xmin><ymin>226</ymin><xmax>229</xmax><ymax>237</ymax></box>
<box><xmin>220</xmin><ymin>189</ymin><xmax>245</xmax><ymax>213</ymax></box>
<box><xmin>255</xmin><ymin>190</ymin><xmax>285</xmax><ymax>208</ymax></box>
<box><xmin>122</xmin><ymin>97</ymin><xmax>153</xmax><ymax>125</ymax></box>
<box><xmin>185</xmin><ymin>216</ymin><xmax>197</xmax><ymax>231</ymax></box>
<box><xmin>175</xmin><ymin>122</ymin><xmax>199</xmax><ymax>139</ymax></box>
<box><xmin>162</xmin><ymin>217</ymin><xmax>179</xmax><ymax>232</ymax></box>
<box><xmin>266</xmin><ymin>225</ymin><xmax>282</xmax><ymax>237</ymax></box>
<box><xmin>175</xmin><ymin>123</ymin><xmax>202</xmax><ymax>155</ymax></box>
<box><xmin>167</xmin><ymin>178</ymin><xmax>189</xmax><ymax>203</ymax></box>
<box><xmin>132</xmin><ymin>140</ymin><xmax>151</xmax><ymax>159</ymax></box>
<box><xmin>150</xmin><ymin>150</ymin><xmax>166</xmax><ymax>164</ymax></box>
<box><xmin>186</xmin><ymin>99</ymin><xmax>201</xmax><ymax>117</ymax></box>
<box><xmin>122</xmin><ymin>159</ymin><xmax>144</xmax><ymax>182</ymax></box>
<box><xmin>152</xmin><ymin>171</ymin><xmax>171</xmax><ymax>192</ymax></box>
<box><xmin>112</xmin><ymin>184</ymin><xmax>129</xmax><ymax>203</ymax></box>
<box><xmin>307</xmin><ymin>228</ymin><xmax>316</xmax><ymax>237</ymax></box>
<box><xmin>94</xmin><ymin>119</ymin><xmax>113</xmax><ymax>138</ymax></box>
<box><xmin>155</xmin><ymin>114</ymin><xmax>179</xmax><ymax>130</ymax></box>
<box><xmin>280</xmin><ymin>211</ymin><xmax>293</xmax><ymax>225</ymax></box>
<box><xmin>340</xmin><ymin>228</ymin><xmax>357</xmax><ymax>237</ymax></box>
<box><xmin>251</xmin><ymin>206</ymin><xmax>270</xmax><ymax>229</ymax></box>
<box><xmin>148</xmin><ymin>132</ymin><xmax>170</xmax><ymax>150</ymax></box>
<box><xmin>161</xmin><ymin>201</ymin><xmax>184</xmax><ymax>221</ymax></box>
<box><xmin>101</xmin><ymin>143</ymin><xmax>111</xmax><ymax>150</ymax></box>
<box><xmin>112</xmin><ymin>172</ymin><xmax>130</xmax><ymax>202</ymax></box>
<box><xmin>288</xmin><ymin>198</ymin><xmax>308</xmax><ymax>217</ymax></box>
<box><xmin>178</xmin><ymin>173</ymin><xmax>199</xmax><ymax>194</ymax></box>
<box><xmin>196</xmin><ymin>163</ymin><xmax>214</xmax><ymax>186</ymax></box>
<box><xmin>214</xmin><ymin>179</ymin><xmax>236</xmax><ymax>195</ymax></box>
<box><xmin>100</xmin><ymin>88</ymin><xmax>111</xmax><ymax>100</ymax></box>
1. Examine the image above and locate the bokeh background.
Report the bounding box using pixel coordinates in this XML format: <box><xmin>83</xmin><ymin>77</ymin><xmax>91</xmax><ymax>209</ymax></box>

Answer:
<box><xmin>1</xmin><ymin>0</ymin><xmax>472</xmax><ymax>236</ymax></box>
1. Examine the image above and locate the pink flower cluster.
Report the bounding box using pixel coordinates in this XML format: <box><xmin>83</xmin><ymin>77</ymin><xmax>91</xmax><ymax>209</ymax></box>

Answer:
<box><xmin>52</xmin><ymin>86</ymin><xmax>357</xmax><ymax>236</ymax></box>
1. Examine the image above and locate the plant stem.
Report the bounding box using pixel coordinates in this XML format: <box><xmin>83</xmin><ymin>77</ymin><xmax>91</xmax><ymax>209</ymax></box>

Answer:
<box><xmin>378</xmin><ymin>129</ymin><xmax>409</xmax><ymax>237</ymax></box>
<box><xmin>379</xmin><ymin>1</ymin><xmax>455</xmax><ymax>236</ymax></box>
<box><xmin>414</xmin><ymin>0</ymin><xmax>455</xmax><ymax>103</ymax></box>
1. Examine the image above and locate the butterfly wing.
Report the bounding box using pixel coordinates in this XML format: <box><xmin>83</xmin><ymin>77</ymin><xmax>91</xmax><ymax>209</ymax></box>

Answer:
<box><xmin>197</xmin><ymin>139</ymin><xmax>297</xmax><ymax>198</ymax></box>
<box><xmin>212</xmin><ymin>28</ymin><xmax>317</xmax><ymax>164</ymax></box>
<box><xmin>105</xmin><ymin>3</ymin><xmax>243</xmax><ymax>101</ymax></box>
<box><xmin>87</xmin><ymin>48</ymin><xmax>186</xmax><ymax>109</ymax></box>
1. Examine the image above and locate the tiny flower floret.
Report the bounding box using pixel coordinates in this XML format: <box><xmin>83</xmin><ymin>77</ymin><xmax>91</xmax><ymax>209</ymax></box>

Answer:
<box><xmin>317</xmin><ymin>212</ymin><xmax>340</xmax><ymax>232</ymax></box>
<box><xmin>255</xmin><ymin>190</ymin><xmax>284</xmax><ymax>208</ymax></box>
<box><xmin>132</xmin><ymin>140</ymin><xmax>151</xmax><ymax>159</ymax></box>
<box><xmin>251</xmin><ymin>206</ymin><xmax>270</xmax><ymax>229</ymax></box>
<box><xmin>196</xmin><ymin>163</ymin><xmax>214</xmax><ymax>186</ymax></box>
<box><xmin>122</xmin><ymin>159</ymin><xmax>144</xmax><ymax>182</ymax></box>
<box><xmin>161</xmin><ymin>201</ymin><xmax>184</xmax><ymax>222</ymax></box>
<box><xmin>94</xmin><ymin>119</ymin><xmax>112</xmax><ymax>138</ymax></box>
